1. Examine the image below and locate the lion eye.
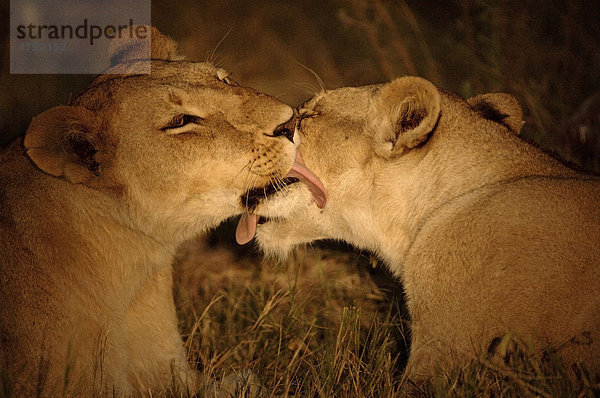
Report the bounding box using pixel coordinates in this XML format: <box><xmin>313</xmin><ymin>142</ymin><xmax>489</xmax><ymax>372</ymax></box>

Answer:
<box><xmin>218</xmin><ymin>74</ymin><xmax>238</xmax><ymax>86</ymax></box>
<box><xmin>297</xmin><ymin>110</ymin><xmax>320</xmax><ymax>129</ymax></box>
<box><xmin>161</xmin><ymin>114</ymin><xmax>203</xmax><ymax>131</ymax></box>
<box><xmin>216</xmin><ymin>69</ymin><xmax>238</xmax><ymax>86</ymax></box>
<box><xmin>299</xmin><ymin>108</ymin><xmax>320</xmax><ymax>119</ymax></box>
<box><xmin>222</xmin><ymin>76</ymin><xmax>238</xmax><ymax>86</ymax></box>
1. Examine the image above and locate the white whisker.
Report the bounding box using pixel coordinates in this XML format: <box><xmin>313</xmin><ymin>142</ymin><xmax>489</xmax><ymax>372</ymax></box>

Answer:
<box><xmin>241</xmin><ymin>159</ymin><xmax>258</xmax><ymax>208</ymax></box>
<box><xmin>276</xmin><ymin>175</ymin><xmax>286</xmax><ymax>192</ymax></box>
<box><xmin>232</xmin><ymin>159</ymin><xmax>253</xmax><ymax>184</ymax></box>
<box><xmin>207</xmin><ymin>28</ymin><xmax>232</xmax><ymax>65</ymax></box>
<box><xmin>271</xmin><ymin>175</ymin><xmax>281</xmax><ymax>192</ymax></box>
<box><xmin>296</xmin><ymin>62</ymin><xmax>327</xmax><ymax>93</ymax></box>
<box><xmin>294</xmin><ymin>82</ymin><xmax>320</xmax><ymax>96</ymax></box>
<box><xmin>238</xmin><ymin>160</ymin><xmax>254</xmax><ymax>193</ymax></box>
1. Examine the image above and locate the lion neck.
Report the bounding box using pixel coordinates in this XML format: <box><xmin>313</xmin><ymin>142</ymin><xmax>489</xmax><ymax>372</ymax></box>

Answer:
<box><xmin>329</xmin><ymin>108</ymin><xmax>577</xmax><ymax>278</ymax></box>
<box><xmin>8</xmin><ymin>155</ymin><xmax>176</xmax><ymax>307</ymax></box>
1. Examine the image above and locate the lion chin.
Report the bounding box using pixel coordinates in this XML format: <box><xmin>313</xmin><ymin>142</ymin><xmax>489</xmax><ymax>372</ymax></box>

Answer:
<box><xmin>236</xmin><ymin>150</ymin><xmax>327</xmax><ymax>245</ymax></box>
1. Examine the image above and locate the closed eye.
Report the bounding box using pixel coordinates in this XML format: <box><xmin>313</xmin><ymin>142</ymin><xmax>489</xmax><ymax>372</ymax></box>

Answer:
<box><xmin>218</xmin><ymin>74</ymin><xmax>238</xmax><ymax>86</ymax></box>
<box><xmin>222</xmin><ymin>76</ymin><xmax>238</xmax><ymax>86</ymax></box>
<box><xmin>161</xmin><ymin>114</ymin><xmax>204</xmax><ymax>131</ymax></box>
<box><xmin>216</xmin><ymin>68</ymin><xmax>239</xmax><ymax>86</ymax></box>
<box><xmin>297</xmin><ymin>109</ymin><xmax>320</xmax><ymax>129</ymax></box>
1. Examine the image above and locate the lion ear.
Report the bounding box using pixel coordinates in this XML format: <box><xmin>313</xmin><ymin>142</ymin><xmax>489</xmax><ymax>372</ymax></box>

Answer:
<box><xmin>108</xmin><ymin>25</ymin><xmax>183</xmax><ymax>66</ymax></box>
<box><xmin>371</xmin><ymin>76</ymin><xmax>441</xmax><ymax>159</ymax></box>
<box><xmin>467</xmin><ymin>93</ymin><xmax>524</xmax><ymax>134</ymax></box>
<box><xmin>24</xmin><ymin>106</ymin><xmax>103</xmax><ymax>185</ymax></box>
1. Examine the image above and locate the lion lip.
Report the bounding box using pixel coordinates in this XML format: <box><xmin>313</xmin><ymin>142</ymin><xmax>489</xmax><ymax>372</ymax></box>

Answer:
<box><xmin>235</xmin><ymin>177</ymin><xmax>300</xmax><ymax>245</ymax></box>
<box><xmin>241</xmin><ymin>177</ymin><xmax>300</xmax><ymax>212</ymax></box>
<box><xmin>235</xmin><ymin>151</ymin><xmax>327</xmax><ymax>245</ymax></box>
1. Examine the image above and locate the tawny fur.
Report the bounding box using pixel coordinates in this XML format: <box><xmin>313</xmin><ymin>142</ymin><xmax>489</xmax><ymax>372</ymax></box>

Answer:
<box><xmin>0</xmin><ymin>28</ymin><xmax>295</xmax><ymax>395</ymax></box>
<box><xmin>254</xmin><ymin>76</ymin><xmax>600</xmax><ymax>381</ymax></box>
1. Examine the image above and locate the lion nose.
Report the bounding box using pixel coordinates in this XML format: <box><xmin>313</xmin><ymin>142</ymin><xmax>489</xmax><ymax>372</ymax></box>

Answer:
<box><xmin>270</xmin><ymin>117</ymin><xmax>296</xmax><ymax>143</ymax></box>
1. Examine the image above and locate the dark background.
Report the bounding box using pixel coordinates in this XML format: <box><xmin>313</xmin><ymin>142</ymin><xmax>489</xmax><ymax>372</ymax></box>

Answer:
<box><xmin>2</xmin><ymin>0</ymin><xmax>600</xmax><ymax>172</ymax></box>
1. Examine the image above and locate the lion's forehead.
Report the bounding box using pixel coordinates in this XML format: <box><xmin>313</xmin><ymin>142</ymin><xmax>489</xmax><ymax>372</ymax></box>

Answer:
<box><xmin>99</xmin><ymin>60</ymin><xmax>219</xmax><ymax>84</ymax></box>
<box><xmin>77</xmin><ymin>61</ymin><xmax>226</xmax><ymax>107</ymax></box>
<box><xmin>144</xmin><ymin>61</ymin><xmax>221</xmax><ymax>82</ymax></box>
<box><xmin>306</xmin><ymin>85</ymin><xmax>383</xmax><ymax>120</ymax></box>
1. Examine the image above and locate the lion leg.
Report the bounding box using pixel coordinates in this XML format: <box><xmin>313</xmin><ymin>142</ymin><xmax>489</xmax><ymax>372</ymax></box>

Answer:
<box><xmin>404</xmin><ymin>331</ymin><xmax>440</xmax><ymax>383</ymax></box>
<box><xmin>125</xmin><ymin>266</ymin><xmax>197</xmax><ymax>394</ymax></box>
<box><xmin>398</xmin><ymin>328</ymin><xmax>444</xmax><ymax>396</ymax></box>
<box><xmin>403</xmin><ymin>319</ymin><xmax>467</xmax><ymax>385</ymax></box>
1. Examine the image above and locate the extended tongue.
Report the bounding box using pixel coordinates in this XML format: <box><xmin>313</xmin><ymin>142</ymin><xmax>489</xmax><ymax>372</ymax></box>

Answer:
<box><xmin>287</xmin><ymin>152</ymin><xmax>327</xmax><ymax>209</ymax></box>
<box><xmin>235</xmin><ymin>213</ymin><xmax>257</xmax><ymax>245</ymax></box>
<box><xmin>235</xmin><ymin>151</ymin><xmax>327</xmax><ymax>245</ymax></box>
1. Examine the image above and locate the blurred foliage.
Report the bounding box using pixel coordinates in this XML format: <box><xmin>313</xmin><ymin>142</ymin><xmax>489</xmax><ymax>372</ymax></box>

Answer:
<box><xmin>2</xmin><ymin>0</ymin><xmax>599</xmax><ymax>170</ymax></box>
<box><xmin>335</xmin><ymin>0</ymin><xmax>600</xmax><ymax>171</ymax></box>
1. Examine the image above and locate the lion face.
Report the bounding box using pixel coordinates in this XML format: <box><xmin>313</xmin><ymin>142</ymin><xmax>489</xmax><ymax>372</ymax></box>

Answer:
<box><xmin>248</xmin><ymin>85</ymin><xmax>382</xmax><ymax>255</ymax></box>
<box><xmin>250</xmin><ymin>77</ymin><xmax>526</xmax><ymax>257</ymax></box>
<box><xmin>23</xmin><ymin>29</ymin><xmax>297</xmax><ymax>243</ymax></box>
<box><xmin>101</xmin><ymin>62</ymin><xmax>297</xmax><ymax>240</ymax></box>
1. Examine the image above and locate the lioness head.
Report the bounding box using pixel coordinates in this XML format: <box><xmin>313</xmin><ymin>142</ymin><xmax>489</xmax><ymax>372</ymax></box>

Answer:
<box><xmin>23</xmin><ymin>27</ymin><xmax>300</xmax><ymax>243</ymax></box>
<box><xmin>246</xmin><ymin>76</ymin><xmax>525</xmax><ymax>258</ymax></box>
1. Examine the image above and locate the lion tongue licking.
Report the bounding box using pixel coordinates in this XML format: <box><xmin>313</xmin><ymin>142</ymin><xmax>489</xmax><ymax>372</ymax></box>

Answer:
<box><xmin>287</xmin><ymin>152</ymin><xmax>327</xmax><ymax>209</ymax></box>
<box><xmin>235</xmin><ymin>152</ymin><xmax>327</xmax><ymax>245</ymax></box>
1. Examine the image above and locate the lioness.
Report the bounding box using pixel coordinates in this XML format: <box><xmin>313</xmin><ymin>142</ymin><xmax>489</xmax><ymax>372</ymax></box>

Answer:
<box><xmin>239</xmin><ymin>76</ymin><xmax>600</xmax><ymax>381</ymax></box>
<box><xmin>0</xmin><ymin>27</ymin><xmax>303</xmax><ymax>395</ymax></box>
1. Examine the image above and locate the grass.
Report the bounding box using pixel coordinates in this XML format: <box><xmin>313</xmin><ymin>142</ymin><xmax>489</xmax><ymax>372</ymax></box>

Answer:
<box><xmin>174</xmin><ymin>234</ymin><xmax>408</xmax><ymax>397</ymax></box>
<box><xmin>172</xmin><ymin>228</ymin><xmax>600</xmax><ymax>397</ymax></box>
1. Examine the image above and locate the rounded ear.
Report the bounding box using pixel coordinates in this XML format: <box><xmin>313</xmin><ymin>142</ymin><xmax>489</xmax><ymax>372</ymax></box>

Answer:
<box><xmin>108</xmin><ymin>25</ymin><xmax>183</xmax><ymax>67</ymax></box>
<box><xmin>467</xmin><ymin>93</ymin><xmax>524</xmax><ymax>134</ymax></box>
<box><xmin>371</xmin><ymin>76</ymin><xmax>441</xmax><ymax>159</ymax></box>
<box><xmin>24</xmin><ymin>106</ymin><xmax>103</xmax><ymax>185</ymax></box>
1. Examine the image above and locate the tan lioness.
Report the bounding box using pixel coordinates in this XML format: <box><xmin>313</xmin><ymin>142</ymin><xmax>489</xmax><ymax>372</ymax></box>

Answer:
<box><xmin>239</xmin><ymin>76</ymin><xmax>600</xmax><ymax>382</ymax></box>
<box><xmin>0</xmin><ymin>27</ymin><xmax>306</xmax><ymax>395</ymax></box>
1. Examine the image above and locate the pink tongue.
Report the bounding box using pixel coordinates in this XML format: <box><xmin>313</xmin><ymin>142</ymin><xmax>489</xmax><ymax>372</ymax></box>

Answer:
<box><xmin>235</xmin><ymin>152</ymin><xmax>327</xmax><ymax>245</ymax></box>
<box><xmin>287</xmin><ymin>152</ymin><xmax>327</xmax><ymax>209</ymax></box>
<box><xmin>235</xmin><ymin>213</ymin><xmax>257</xmax><ymax>245</ymax></box>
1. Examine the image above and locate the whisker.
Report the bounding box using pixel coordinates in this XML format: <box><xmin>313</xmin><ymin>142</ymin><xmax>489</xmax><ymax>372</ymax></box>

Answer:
<box><xmin>210</xmin><ymin>51</ymin><xmax>225</xmax><ymax>68</ymax></box>
<box><xmin>273</xmin><ymin>92</ymin><xmax>289</xmax><ymax>100</ymax></box>
<box><xmin>294</xmin><ymin>82</ymin><xmax>320</xmax><ymax>96</ymax></box>
<box><xmin>208</xmin><ymin>28</ymin><xmax>232</xmax><ymax>65</ymax></box>
<box><xmin>231</xmin><ymin>161</ymin><xmax>252</xmax><ymax>193</ymax></box>
<box><xmin>233</xmin><ymin>159</ymin><xmax>253</xmax><ymax>183</ymax></box>
<box><xmin>296</xmin><ymin>61</ymin><xmax>327</xmax><ymax>93</ymax></box>
<box><xmin>270</xmin><ymin>174</ymin><xmax>279</xmax><ymax>191</ymax></box>
<box><xmin>244</xmin><ymin>176</ymin><xmax>252</xmax><ymax>209</ymax></box>
<box><xmin>275</xmin><ymin>175</ymin><xmax>285</xmax><ymax>192</ymax></box>
<box><xmin>266</xmin><ymin>174</ymin><xmax>282</xmax><ymax>206</ymax></box>
<box><xmin>246</xmin><ymin>174</ymin><xmax>264</xmax><ymax>207</ymax></box>
<box><xmin>241</xmin><ymin>160</ymin><xmax>257</xmax><ymax>207</ymax></box>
